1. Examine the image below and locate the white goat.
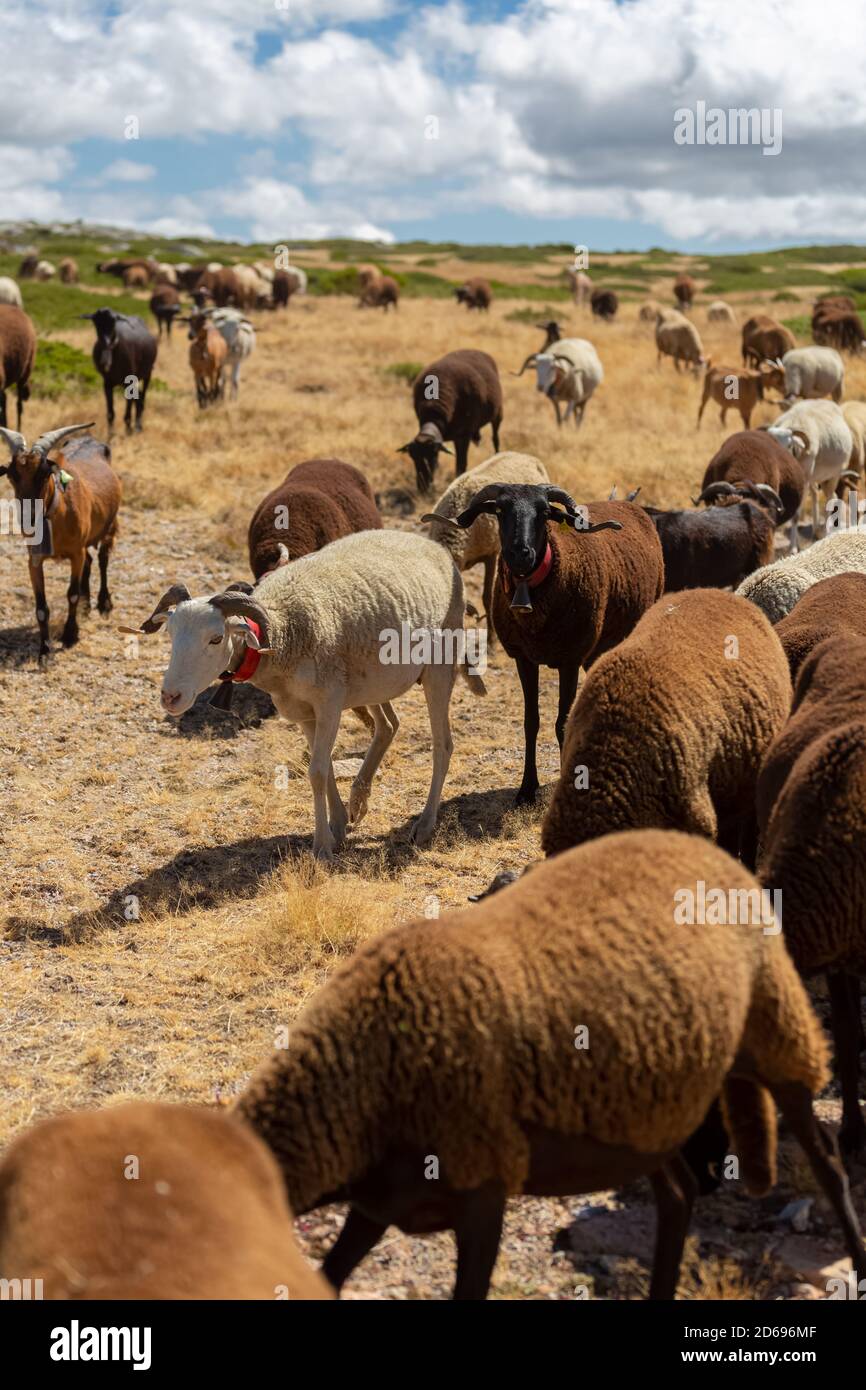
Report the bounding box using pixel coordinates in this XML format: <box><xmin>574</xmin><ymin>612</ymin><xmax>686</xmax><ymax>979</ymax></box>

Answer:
<box><xmin>533</xmin><ymin>338</ymin><xmax>603</xmax><ymax>427</ymax></box>
<box><xmin>127</xmin><ymin>532</ymin><xmax>485</xmax><ymax>860</ymax></box>
<box><xmin>765</xmin><ymin>400</ymin><xmax>857</xmax><ymax>549</ymax></box>
<box><xmin>204</xmin><ymin>307</ymin><xmax>255</xmax><ymax>400</ymax></box>
<box><xmin>780</xmin><ymin>346</ymin><xmax>844</xmax><ymax>403</ymax></box>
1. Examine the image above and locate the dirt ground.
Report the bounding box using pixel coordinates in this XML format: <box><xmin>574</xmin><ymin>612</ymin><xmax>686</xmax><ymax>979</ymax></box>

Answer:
<box><xmin>3</xmin><ymin>276</ymin><xmax>865</xmax><ymax>1299</ymax></box>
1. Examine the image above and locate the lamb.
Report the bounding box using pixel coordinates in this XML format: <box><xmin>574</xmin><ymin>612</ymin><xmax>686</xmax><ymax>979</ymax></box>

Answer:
<box><xmin>184</xmin><ymin>312</ymin><xmax>228</xmax><ymax>407</ymax></box>
<box><xmin>742</xmin><ymin>315</ymin><xmax>796</xmax><ymax>368</ymax></box>
<box><xmin>360</xmin><ymin>275</ymin><xmax>399</xmax><ymax>311</ymax></box>
<box><xmin>149</xmin><ymin>284</ymin><xmax>181</xmax><ymax>339</ymax></box>
<box><xmin>567</xmin><ymin>267</ymin><xmax>592</xmax><ymax>307</ymax></box>
<box><xmin>531</xmin><ymin>337</ymin><xmax>604</xmax><ymax>428</ymax></box>
<box><xmin>439</xmin><ymin>483</ymin><xmax>663</xmax><ymax>804</ymax></box>
<box><xmin>421</xmin><ymin>451</ymin><xmax>549</xmax><ymax>634</ymax></box>
<box><xmin>643</xmin><ymin>498</ymin><xmax>779</xmax><ymax>592</ymax></box>
<box><xmin>764</xmin><ymin>400</ymin><xmax>858</xmax><ymax>544</ymax></box>
<box><xmin>0</xmin><ymin>1102</ymin><xmax>332</xmax><ymax>1299</ymax></box>
<box><xmin>454</xmin><ymin>278</ymin><xmax>492</xmax><ymax>311</ymax></box>
<box><xmin>696</xmin><ymin>428</ymin><xmax>807</xmax><ymax>536</ymax></box>
<box><xmin>757</xmin><ymin>636</ymin><xmax>866</xmax><ymax>1154</ymax></box>
<box><xmin>57</xmin><ymin>257</ymin><xmax>78</xmax><ymax>285</ymax></box>
<box><xmin>79</xmin><ymin>308</ymin><xmax>158</xmax><ymax>434</ymax></box>
<box><xmin>248</xmin><ymin>458</ymin><xmax>382</xmax><ymax>580</ymax></box>
<box><xmin>779</xmin><ymin>346</ymin><xmax>844</xmax><ymax>403</ymax></box>
<box><xmin>234</xmin><ymin>827</ymin><xmax>866</xmax><ymax>1301</ymax></box>
<box><xmin>127</xmin><ymin>531</ymin><xmax>485</xmax><ymax>860</ymax></box>
<box><xmin>200</xmin><ymin>307</ymin><xmax>255</xmax><ymax>400</ymax></box>
<box><xmin>707</xmin><ymin>300</ymin><xmax>736</xmax><ymax>324</ymax></box>
<box><xmin>0</xmin><ymin>276</ymin><xmax>23</xmax><ymax>308</ymax></box>
<box><xmin>736</xmin><ymin>530</ymin><xmax>866</xmax><ymax>622</ymax></box>
<box><xmin>0</xmin><ymin>423</ymin><xmax>121</xmax><ymax>660</ymax></box>
<box><xmin>655</xmin><ymin>311</ymin><xmax>705</xmax><ymax>375</ymax></box>
<box><xmin>512</xmin><ymin>320</ymin><xmax>563</xmax><ymax>375</ymax></box>
<box><xmin>590</xmin><ymin>288</ymin><xmax>618</xmax><ymax>321</ymax></box>
<box><xmin>696</xmin><ymin>361</ymin><xmax>779</xmax><ymax>429</ymax></box>
<box><xmin>34</xmin><ymin>260</ymin><xmax>56</xmax><ymax>281</ymax></box>
<box><xmin>0</xmin><ymin>304</ymin><xmax>36</xmax><ymax>429</ymax></box>
<box><xmin>399</xmin><ymin>349</ymin><xmax>503</xmax><ymax>494</ymax></box>
<box><xmin>673</xmin><ymin>274</ymin><xmax>696</xmax><ymax>310</ymax></box>
<box><xmin>772</xmin><ymin>572</ymin><xmax>866</xmax><ymax>682</ymax></box>
<box><xmin>541</xmin><ymin>589</ymin><xmax>790</xmax><ymax>859</ymax></box>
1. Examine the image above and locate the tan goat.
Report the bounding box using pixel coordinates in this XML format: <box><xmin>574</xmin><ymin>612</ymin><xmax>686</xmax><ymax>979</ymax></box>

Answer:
<box><xmin>697</xmin><ymin>361</ymin><xmax>785</xmax><ymax>430</ymax></box>
<box><xmin>183</xmin><ymin>312</ymin><xmax>228</xmax><ymax>406</ymax></box>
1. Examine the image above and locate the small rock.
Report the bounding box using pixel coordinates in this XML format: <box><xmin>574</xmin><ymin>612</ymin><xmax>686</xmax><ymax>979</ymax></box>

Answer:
<box><xmin>778</xmin><ymin>1197</ymin><xmax>813</xmax><ymax>1233</ymax></box>
<box><xmin>332</xmin><ymin>757</ymin><xmax>365</xmax><ymax>779</ymax></box>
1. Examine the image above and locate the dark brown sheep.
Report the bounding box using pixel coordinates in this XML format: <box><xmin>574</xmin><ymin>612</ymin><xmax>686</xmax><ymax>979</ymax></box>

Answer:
<box><xmin>0</xmin><ymin>423</ymin><xmax>121</xmax><ymax>660</ymax></box>
<box><xmin>96</xmin><ymin>257</ymin><xmax>155</xmax><ymax>283</ymax></box>
<box><xmin>17</xmin><ymin>253</ymin><xmax>39</xmax><ymax>280</ymax></box>
<box><xmin>455</xmin><ymin>278</ymin><xmax>492</xmax><ymax>311</ymax></box>
<box><xmin>590</xmin><ymin>288</ymin><xmax>618</xmax><ymax>321</ymax></box>
<box><xmin>399</xmin><ymin>349</ymin><xmax>503</xmax><ymax>494</ymax></box>
<box><xmin>0</xmin><ymin>1101</ymin><xmax>333</xmax><ymax>1299</ymax></box>
<box><xmin>742</xmin><ymin>314</ymin><xmax>796</xmax><ymax>367</ymax></box>
<box><xmin>149</xmin><ymin>284</ymin><xmax>182</xmax><ymax>339</ymax></box>
<box><xmin>247</xmin><ymin>458</ymin><xmax>382</xmax><ymax>580</ymax></box>
<box><xmin>814</xmin><ymin>294</ymin><xmax>857</xmax><ymax>314</ymax></box>
<box><xmin>696</xmin><ymin>428</ymin><xmax>807</xmax><ymax>526</ymax></box>
<box><xmin>272</xmin><ymin>268</ymin><xmax>304</xmax><ymax>308</ymax></box>
<box><xmin>542</xmin><ymin>587</ymin><xmax>791</xmax><ymax>859</ymax></box>
<box><xmin>445</xmin><ymin>484</ymin><xmax>663</xmax><ymax>803</ymax></box>
<box><xmin>812</xmin><ymin>306</ymin><xmax>866</xmax><ymax>354</ymax></box>
<box><xmin>0</xmin><ymin>304</ymin><xmax>36</xmax><ymax>429</ymax></box>
<box><xmin>673</xmin><ymin>274</ymin><xmax>696</xmax><ymax>310</ymax></box>
<box><xmin>757</xmin><ymin>635</ymin><xmax>866</xmax><ymax>1154</ymax></box>
<box><xmin>196</xmin><ymin>266</ymin><xmax>242</xmax><ymax>308</ymax></box>
<box><xmin>773</xmin><ymin>572</ymin><xmax>866</xmax><ymax>682</ymax></box>
<box><xmin>643</xmin><ymin>498</ymin><xmax>778</xmax><ymax>592</ymax></box>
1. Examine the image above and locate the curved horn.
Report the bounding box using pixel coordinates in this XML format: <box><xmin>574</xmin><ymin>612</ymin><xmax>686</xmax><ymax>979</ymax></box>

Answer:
<box><xmin>693</xmin><ymin>481</ymin><xmax>737</xmax><ymax>505</ymax></box>
<box><xmin>455</xmin><ymin>484</ymin><xmax>504</xmax><ymax>529</ymax></box>
<box><xmin>208</xmin><ymin>591</ymin><xmax>271</xmax><ymax>648</ymax></box>
<box><xmin>544</xmin><ymin>486</ymin><xmax>579</xmax><ymax>515</ymax></box>
<box><xmin>32</xmin><ymin>422</ymin><xmax>94</xmax><ymax>459</ymax></box>
<box><xmin>136</xmin><ymin>584</ymin><xmax>191</xmax><ymax>634</ymax></box>
<box><xmin>625</xmin><ymin>486</ymin><xmax>642</xmax><ymax>503</ymax></box>
<box><xmin>512</xmin><ymin>353</ymin><xmax>538</xmax><ymax>377</ymax></box>
<box><xmin>0</xmin><ymin>426</ymin><xmax>27</xmax><ymax>459</ymax></box>
<box><xmin>420</xmin><ymin>512</ymin><xmax>463</xmax><ymax>530</ymax></box>
<box><xmin>751</xmin><ymin>483</ymin><xmax>784</xmax><ymax>512</ymax></box>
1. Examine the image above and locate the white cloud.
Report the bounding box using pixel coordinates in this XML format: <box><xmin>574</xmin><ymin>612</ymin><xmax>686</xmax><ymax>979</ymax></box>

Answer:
<box><xmin>208</xmin><ymin>178</ymin><xmax>394</xmax><ymax>243</ymax></box>
<box><xmin>99</xmin><ymin>159</ymin><xmax>157</xmax><ymax>183</ymax></box>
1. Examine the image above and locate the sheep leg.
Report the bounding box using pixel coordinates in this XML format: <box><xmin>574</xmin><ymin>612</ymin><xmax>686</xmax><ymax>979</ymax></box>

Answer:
<box><xmin>695</xmin><ymin>388</ymin><xmax>709</xmax><ymax>428</ymax></box>
<box><xmin>455</xmin><ymin>437</ymin><xmax>470</xmax><ymax>478</ymax></box>
<box><xmin>551</xmin><ymin>396</ymin><xmax>562</xmax><ymax>427</ymax></box>
<box><xmin>135</xmin><ymin>381</ymin><xmax>147</xmax><ymax>431</ymax></box>
<box><xmin>412</xmin><ymin>662</ymin><xmax>455</xmax><ymax>846</ymax></box>
<box><xmin>769</xmin><ymin>1080</ymin><xmax>866</xmax><ymax>1283</ymax></box>
<box><xmin>827</xmin><ymin>971</ymin><xmax>866</xmax><ymax>1156</ymax></box>
<box><xmin>515</xmin><ymin>655</ymin><xmax>540</xmax><ymax>805</ymax></box>
<box><xmin>555</xmin><ymin>659</ymin><xmax>580</xmax><ymax>752</ymax></box>
<box><xmin>62</xmin><ymin>551</ymin><xmax>85</xmax><ymax>648</ymax></box>
<box><xmin>452</xmin><ymin>1183</ymin><xmax>505</xmax><ymax>1300</ymax></box>
<box><xmin>492</xmin><ymin>415</ymin><xmax>501</xmax><ymax>452</ymax></box>
<box><xmin>80</xmin><ymin>553</ymin><xmax>92</xmax><ymax>607</ymax></box>
<box><xmin>28</xmin><ymin>556</ymin><xmax>50</xmax><ymax>661</ymax></box>
<box><xmin>103</xmin><ymin>379</ymin><xmax>115</xmax><ymax>433</ymax></box>
<box><xmin>322</xmin><ymin>1207</ymin><xmax>388</xmax><ymax>1293</ymax></box>
<box><xmin>302</xmin><ymin>703</ymin><xmax>347</xmax><ymax>861</ymax></box>
<box><xmin>123</xmin><ymin>387</ymin><xmax>134</xmax><ymax>434</ymax></box>
<box><xmin>648</xmin><ymin>1154</ymin><xmax>696</xmax><ymax>1299</ymax></box>
<box><xmin>349</xmin><ymin>704</ymin><xmax>399</xmax><ymax>828</ymax></box>
<box><xmin>97</xmin><ymin>538</ymin><xmax>115</xmax><ymax>615</ymax></box>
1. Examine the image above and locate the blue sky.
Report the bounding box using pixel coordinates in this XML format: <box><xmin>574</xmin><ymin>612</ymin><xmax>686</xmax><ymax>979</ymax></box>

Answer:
<box><xmin>1</xmin><ymin>0</ymin><xmax>863</xmax><ymax>251</ymax></box>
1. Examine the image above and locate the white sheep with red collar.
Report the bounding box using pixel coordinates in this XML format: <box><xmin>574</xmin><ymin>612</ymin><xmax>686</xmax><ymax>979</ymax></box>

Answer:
<box><xmin>126</xmin><ymin>530</ymin><xmax>485</xmax><ymax>861</ymax></box>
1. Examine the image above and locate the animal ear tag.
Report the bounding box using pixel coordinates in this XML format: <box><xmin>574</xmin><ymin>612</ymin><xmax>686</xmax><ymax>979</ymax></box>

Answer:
<box><xmin>58</xmin><ymin>469</ymin><xmax>73</xmax><ymax>490</ymax></box>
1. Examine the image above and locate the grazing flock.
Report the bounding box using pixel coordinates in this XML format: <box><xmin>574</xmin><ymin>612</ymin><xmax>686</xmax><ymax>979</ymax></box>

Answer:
<box><xmin>4</xmin><ymin>253</ymin><xmax>866</xmax><ymax>1304</ymax></box>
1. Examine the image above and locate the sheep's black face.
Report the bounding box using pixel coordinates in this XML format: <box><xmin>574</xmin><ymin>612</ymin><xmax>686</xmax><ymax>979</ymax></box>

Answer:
<box><xmin>495</xmin><ymin>489</ymin><xmax>552</xmax><ymax>577</ymax></box>
<box><xmin>406</xmin><ymin>439</ymin><xmax>442</xmax><ymax>495</ymax></box>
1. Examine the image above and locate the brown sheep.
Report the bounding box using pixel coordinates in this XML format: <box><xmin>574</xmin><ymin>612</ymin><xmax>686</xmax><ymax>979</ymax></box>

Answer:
<box><xmin>0</xmin><ymin>423</ymin><xmax>121</xmax><ymax>661</ymax></box>
<box><xmin>757</xmin><ymin>636</ymin><xmax>866</xmax><ymax>1154</ymax></box>
<box><xmin>360</xmin><ymin>275</ymin><xmax>399</xmax><ymax>311</ymax></box>
<box><xmin>455</xmin><ymin>278</ymin><xmax>492</xmax><ymax>311</ymax></box>
<box><xmin>235</xmin><ymin>828</ymin><xmax>865</xmax><ymax>1301</ymax></box>
<box><xmin>0</xmin><ymin>1101</ymin><xmax>332</xmax><ymax>1299</ymax></box>
<box><xmin>196</xmin><ymin>266</ymin><xmax>242</xmax><ymax>308</ymax></box>
<box><xmin>149</xmin><ymin>284</ymin><xmax>181</xmax><ymax>339</ymax></box>
<box><xmin>541</xmin><ymin>588</ymin><xmax>791</xmax><ymax>859</ymax></box>
<box><xmin>673</xmin><ymin>274</ymin><xmax>696</xmax><ymax>310</ymax></box>
<box><xmin>123</xmin><ymin>265</ymin><xmax>150</xmax><ymax>289</ymax></box>
<box><xmin>590</xmin><ymin>288</ymin><xmax>618</xmax><ymax>320</ymax></box>
<box><xmin>444</xmin><ymin>484</ymin><xmax>663</xmax><ymax>804</ymax></box>
<box><xmin>696</xmin><ymin>428</ymin><xmax>807</xmax><ymax>528</ymax></box>
<box><xmin>58</xmin><ymin>257</ymin><xmax>78</xmax><ymax>285</ymax></box>
<box><xmin>399</xmin><ymin>349</ymin><xmax>503</xmax><ymax>493</ymax></box>
<box><xmin>742</xmin><ymin>314</ymin><xmax>796</xmax><ymax>367</ymax></box>
<box><xmin>812</xmin><ymin>306</ymin><xmax>866</xmax><ymax>355</ymax></box>
<box><xmin>772</xmin><ymin>572</ymin><xmax>866</xmax><ymax>682</ymax></box>
<box><xmin>0</xmin><ymin>303</ymin><xmax>36</xmax><ymax>429</ymax></box>
<box><xmin>247</xmin><ymin>458</ymin><xmax>382</xmax><ymax>580</ymax></box>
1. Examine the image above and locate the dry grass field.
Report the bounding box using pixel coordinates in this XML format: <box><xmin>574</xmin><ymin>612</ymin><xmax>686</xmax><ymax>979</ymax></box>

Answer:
<box><xmin>3</xmin><ymin>258</ymin><xmax>866</xmax><ymax>1299</ymax></box>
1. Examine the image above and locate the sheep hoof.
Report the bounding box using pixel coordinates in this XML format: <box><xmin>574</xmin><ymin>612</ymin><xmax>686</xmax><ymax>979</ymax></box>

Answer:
<box><xmin>514</xmin><ymin>785</ymin><xmax>538</xmax><ymax>807</ymax></box>
<box><xmin>312</xmin><ymin>842</ymin><xmax>335</xmax><ymax>864</ymax></box>
<box><xmin>348</xmin><ymin>783</ymin><xmax>370</xmax><ymax>826</ymax></box>
<box><xmin>61</xmin><ymin>625</ymin><xmax>79</xmax><ymax>649</ymax></box>
<box><xmin>410</xmin><ymin>816</ymin><xmax>436</xmax><ymax>847</ymax></box>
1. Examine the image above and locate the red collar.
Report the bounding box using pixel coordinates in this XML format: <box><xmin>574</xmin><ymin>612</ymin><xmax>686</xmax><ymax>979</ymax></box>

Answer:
<box><xmin>501</xmin><ymin>542</ymin><xmax>553</xmax><ymax>595</ymax></box>
<box><xmin>219</xmin><ymin>619</ymin><xmax>263</xmax><ymax>683</ymax></box>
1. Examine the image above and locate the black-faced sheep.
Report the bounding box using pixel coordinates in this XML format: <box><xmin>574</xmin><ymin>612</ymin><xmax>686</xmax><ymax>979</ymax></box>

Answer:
<box><xmin>399</xmin><ymin>349</ymin><xmax>503</xmax><ymax>494</ymax></box>
<box><xmin>79</xmin><ymin>307</ymin><xmax>158</xmax><ymax>434</ymax></box>
<box><xmin>541</xmin><ymin>588</ymin><xmax>791</xmax><ymax>860</ymax></box>
<box><xmin>235</xmin><ymin>827</ymin><xmax>865</xmax><ymax>1301</ymax></box>
<box><xmin>247</xmin><ymin>458</ymin><xmax>382</xmax><ymax>580</ymax></box>
<box><xmin>0</xmin><ymin>1101</ymin><xmax>332</xmax><ymax>1299</ymax></box>
<box><xmin>0</xmin><ymin>423</ymin><xmax>121</xmax><ymax>660</ymax></box>
<box><xmin>757</xmin><ymin>636</ymin><xmax>866</xmax><ymax>1154</ymax></box>
<box><xmin>772</xmin><ymin>572</ymin><xmax>866</xmax><ymax>682</ymax></box>
<box><xmin>0</xmin><ymin>304</ymin><xmax>36</xmax><ymax>429</ymax></box>
<box><xmin>444</xmin><ymin>483</ymin><xmax>663</xmax><ymax>804</ymax></box>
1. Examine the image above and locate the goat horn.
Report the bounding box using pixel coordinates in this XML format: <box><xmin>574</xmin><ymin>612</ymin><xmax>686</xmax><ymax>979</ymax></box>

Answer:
<box><xmin>137</xmin><ymin>584</ymin><xmax>191</xmax><ymax>634</ymax></box>
<box><xmin>694</xmin><ymin>482</ymin><xmax>736</xmax><ymax>504</ymax></box>
<box><xmin>32</xmin><ymin>423</ymin><xmax>95</xmax><ymax>458</ymax></box>
<box><xmin>0</xmin><ymin>426</ymin><xmax>28</xmax><ymax>458</ymax></box>
<box><xmin>208</xmin><ymin>591</ymin><xmax>271</xmax><ymax>648</ymax></box>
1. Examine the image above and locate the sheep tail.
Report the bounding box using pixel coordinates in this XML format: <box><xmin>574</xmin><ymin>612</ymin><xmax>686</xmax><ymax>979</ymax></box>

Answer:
<box><xmin>720</xmin><ymin>1076</ymin><xmax>777</xmax><ymax>1196</ymax></box>
<box><xmin>460</xmin><ymin>653</ymin><xmax>487</xmax><ymax>696</ymax></box>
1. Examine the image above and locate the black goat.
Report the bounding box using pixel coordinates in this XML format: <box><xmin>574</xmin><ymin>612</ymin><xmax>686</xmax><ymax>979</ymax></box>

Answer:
<box><xmin>644</xmin><ymin>490</ymin><xmax>782</xmax><ymax>592</ymax></box>
<box><xmin>79</xmin><ymin>308</ymin><xmax>158</xmax><ymax>433</ymax></box>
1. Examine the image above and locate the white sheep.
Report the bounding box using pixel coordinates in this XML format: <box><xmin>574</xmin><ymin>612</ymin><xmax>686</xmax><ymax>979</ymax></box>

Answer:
<box><xmin>422</xmin><ymin>451</ymin><xmax>549</xmax><ymax>630</ymax></box>
<box><xmin>765</xmin><ymin>400</ymin><xmax>857</xmax><ymax>548</ymax></box>
<box><xmin>205</xmin><ymin>307</ymin><xmax>255</xmax><ymax>400</ymax></box>
<box><xmin>707</xmin><ymin>300</ymin><xmax>736</xmax><ymax>324</ymax></box>
<box><xmin>736</xmin><ymin>530</ymin><xmax>866</xmax><ymax>622</ymax></box>
<box><xmin>0</xmin><ymin>276</ymin><xmax>23</xmax><ymax>308</ymax></box>
<box><xmin>781</xmin><ymin>346</ymin><xmax>844</xmax><ymax>404</ymax></box>
<box><xmin>655</xmin><ymin>311</ymin><xmax>706</xmax><ymax>375</ymax></box>
<box><xmin>128</xmin><ymin>532</ymin><xmax>485</xmax><ymax>860</ymax></box>
<box><xmin>34</xmin><ymin>260</ymin><xmax>55</xmax><ymax>281</ymax></box>
<box><xmin>533</xmin><ymin>338</ymin><xmax>603</xmax><ymax>427</ymax></box>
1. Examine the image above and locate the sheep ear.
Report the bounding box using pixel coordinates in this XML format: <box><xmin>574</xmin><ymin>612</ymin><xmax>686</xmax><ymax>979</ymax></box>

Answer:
<box><xmin>0</xmin><ymin>465</ymin><xmax>7</xmax><ymax>477</ymax></box>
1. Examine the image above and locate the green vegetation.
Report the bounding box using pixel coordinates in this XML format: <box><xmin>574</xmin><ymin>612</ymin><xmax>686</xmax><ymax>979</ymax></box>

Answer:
<box><xmin>504</xmin><ymin>305</ymin><xmax>564</xmax><ymax>324</ymax></box>
<box><xmin>381</xmin><ymin>361</ymin><xmax>423</xmax><ymax>385</ymax></box>
<box><xmin>17</xmin><ymin>282</ymin><xmax>148</xmax><ymax>333</ymax></box>
<box><xmin>31</xmin><ymin>339</ymin><xmax>169</xmax><ymax>398</ymax></box>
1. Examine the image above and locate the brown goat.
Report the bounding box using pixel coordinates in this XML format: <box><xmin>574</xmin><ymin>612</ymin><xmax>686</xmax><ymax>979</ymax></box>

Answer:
<box><xmin>0</xmin><ymin>304</ymin><xmax>36</xmax><ymax>429</ymax></box>
<box><xmin>0</xmin><ymin>1101</ymin><xmax>333</xmax><ymax>1299</ymax></box>
<box><xmin>696</xmin><ymin>361</ymin><xmax>783</xmax><ymax>429</ymax></box>
<box><xmin>673</xmin><ymin>274</ymin><xmax>696</xmax><ymax>310</ymax></box>
<box><xmin>184</xmin><ymin>314</ymin><xmax>228</xmax><ymax>406</ymax></box>
<box><xmin>0</xmin><ymin>423</ymin><xmax>121</xmax><ymax>660</ymax></box>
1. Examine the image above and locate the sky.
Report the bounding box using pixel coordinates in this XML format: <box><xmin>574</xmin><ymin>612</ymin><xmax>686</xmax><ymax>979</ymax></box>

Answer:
<box><xmin>0</xmin><ymin>0</ymin><xmax>862</xmax><ymax>252</ymax></box>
